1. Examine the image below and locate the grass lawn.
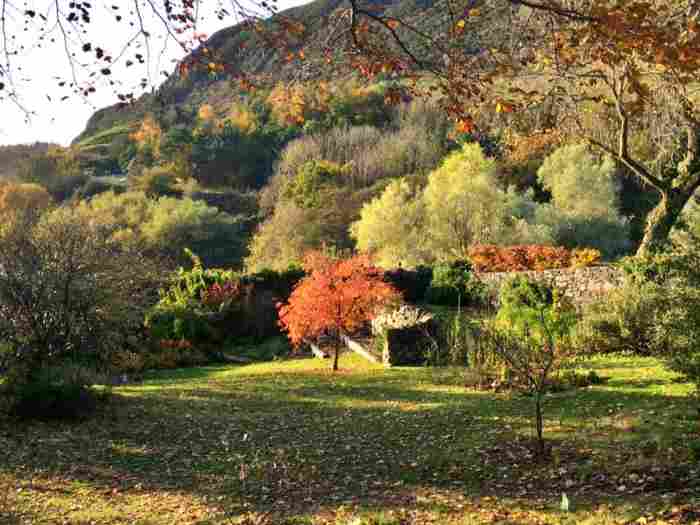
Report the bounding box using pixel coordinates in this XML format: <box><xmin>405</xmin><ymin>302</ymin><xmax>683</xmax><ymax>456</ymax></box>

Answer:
<box><xmin>1</xmin><ymin>353</ymin><xmax>699</xmax><ymax>524</ymax></box>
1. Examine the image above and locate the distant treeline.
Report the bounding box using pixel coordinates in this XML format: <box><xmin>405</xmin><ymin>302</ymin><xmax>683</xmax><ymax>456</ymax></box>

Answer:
<box><xmin>0</xmin><ymin>143</ymin><xmax>56</xmax><ymax>179</ymax></box>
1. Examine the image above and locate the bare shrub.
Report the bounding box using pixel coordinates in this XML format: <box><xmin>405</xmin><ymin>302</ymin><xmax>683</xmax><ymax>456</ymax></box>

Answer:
<box><xmin>0</xmin><ymin>205</ymin><xmax>159</xmax><ymax>413</ymax></box>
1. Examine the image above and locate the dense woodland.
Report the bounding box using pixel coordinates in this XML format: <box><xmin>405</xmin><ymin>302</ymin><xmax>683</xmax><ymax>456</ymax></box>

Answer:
<box><xmin>0</xmin><ymin>78</ymin><xmax>681</xmax><ymax>271</ymax></box>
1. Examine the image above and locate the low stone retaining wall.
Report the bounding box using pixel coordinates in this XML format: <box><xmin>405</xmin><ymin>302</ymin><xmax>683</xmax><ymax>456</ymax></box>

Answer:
<box><xmin>476</xmin><ymin>265</ymin><xmax>625</xmax><ymax>305</ymax></box>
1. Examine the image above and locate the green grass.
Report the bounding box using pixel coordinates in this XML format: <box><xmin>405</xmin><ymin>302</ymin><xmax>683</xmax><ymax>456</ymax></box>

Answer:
<box><xmin>1</xmin><ymin>353</ymin><xmax>699</xmax><ymax>524</ymax></box>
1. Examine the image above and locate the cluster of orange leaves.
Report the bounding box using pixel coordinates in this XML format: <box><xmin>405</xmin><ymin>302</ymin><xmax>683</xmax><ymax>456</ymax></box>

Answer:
<box><xmin>468</xmin><ymin>245</ymin><xmax>600</xmax><ymax>273</ymax></box>
<box><xmin>130</xmin><ymin>114</ymin><xmax>162</xmax><ymax>158</ymax></box>
<box><xmin>201</xmin><ymin>281</ymin><xmax>242</xmax><ymax>307</ymax></box>
<box><xmin>267</xmin><ymin>82</ymin><xmax>330</xmax><ymax>126</ymax></box>
<box><xmin>549</xmin><ymin>3</ymin><xmax>700</xmax><ymax>79</ymax></box>
<box><xmin>455</xmin><ymin>117</ymin><xmax>476</xmax><ymax>134</ymax></box>
<box><xmin>198</xmin><ymin>104</ymin><xmax>216</xmax><ymax>122</ymax></box>
<box><xmin>277</xmin><ymin>252</ymin><xmax>400</xmax><ymax>347</ymax></box>
<box><xmin>267</xmin><ymin>84</ymin><xmax>309</xmax><ymax>126</ymax></box>
<box><xmin>503</xmin><ymin>129</ymin><xmax>562</xmax><ymax>166</ymax></box>
<box><xmin>350</xmin><ymin>55</ymin><xmax>407</xmax><ymax>80</ymax></box>
<box><xmin>227</xmin><ymin>103</ymin><xmax>258</xmax><ymax>134</ymax></box>
<box><xmin>267</xmin><ymin>81</ymin><xmax>377</xmax><ymax>127</ymax></box>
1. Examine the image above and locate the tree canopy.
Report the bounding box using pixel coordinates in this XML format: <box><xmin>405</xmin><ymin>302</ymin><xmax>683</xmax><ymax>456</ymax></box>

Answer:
<box><xmin>277</xmin><ymin>252</ymin><xmax>400</xmax><ymax>370</ymax></box>
<box><xmin>4</xmin><ymin>0</ymin><xmax>700</xmax><ymax>254</ymax></box>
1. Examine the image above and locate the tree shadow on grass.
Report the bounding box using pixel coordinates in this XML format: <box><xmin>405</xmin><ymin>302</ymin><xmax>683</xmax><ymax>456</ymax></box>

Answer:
<box><xmin>1</xmin><ymin>362</ymin><xmax>698</xmax><ymax>522</ymax></box>
<box><xmin>606</xmin><ymin>377</ymin><xmax>670</xmax><ymax>389</ymax></box>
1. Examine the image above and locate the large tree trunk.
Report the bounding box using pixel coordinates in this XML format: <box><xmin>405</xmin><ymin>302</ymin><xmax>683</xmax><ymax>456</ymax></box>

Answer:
<box><xmin>636</xmin><ymin>190</ymin><xmax>693</xmax><ymax>256</ymax></box>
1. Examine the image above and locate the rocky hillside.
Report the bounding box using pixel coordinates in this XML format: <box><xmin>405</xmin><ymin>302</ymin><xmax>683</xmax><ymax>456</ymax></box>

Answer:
<box><xmin>76</xmin><ymin>0</ymin><xmax>355</xmax><ymax>143</ymax></box>
<box><xmin>74</xmin><ymin>0</ymin><xmax>488</xmax><ymax>145</ymax></box>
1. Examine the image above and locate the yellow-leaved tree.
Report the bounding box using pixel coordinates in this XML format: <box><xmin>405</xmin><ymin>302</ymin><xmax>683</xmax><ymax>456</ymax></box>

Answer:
<box><xmin>423</xmin><ymin>144</ymin><xmax>548</xmax><ymax>260</ymax></box>
<box><xmin>351</xmin><ymin>178</ymin><xmax>428</xmax><ymax>268</ymax></box>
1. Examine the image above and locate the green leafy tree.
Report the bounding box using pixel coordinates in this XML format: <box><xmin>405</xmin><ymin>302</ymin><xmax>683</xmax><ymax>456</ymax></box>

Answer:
<box><xmin>534</xmin><ymin>144</ymin><xmax>631</xmax><ymax>258</ymax></box>
<box><xmin>191</xmin><ymin>120</ymin><xmax>293</xmax><ymax>189</ymax></box>
<box><xmin>245</xmin><ymin>202</ymin><xmax>328</xmax><ymax>273</ymax></box>
<box><xmin>486</xmin><ymin>276</ymin><xmax>576</xmax><ymax>456</ymax></box>
<box><xmin>129</xmin><ymin>164</ymin><xmax>180</xmax><ymax>197</ymax></box>
<box><xmin>141</xmin><ymin>196</ymin><xmax>247</xmax><ymax>267</ymax></box>
<box><xmin>282</xmin><ymin>160</ymin><xmax>348</xmax><ymax>209</ymax></box>
<box><xmin>351</xmin><ymin>178</ymin><xmax>428</xmax><ymax>268</ymax></box>
<box><xmin>75</xmin><ymin>191</ymin><xmax>249</xmax><ymax>268</ymax></box>
<box><xmin>0</xmin><ymin>205</ymin><xmax>157</xmax><ymax>405</ymax></box>
<box><xmin>17</xmin><ymin>147</ymin><xmax>87</xmax><ymax>201</ymax></box>
<box><xmin>423</xmin><ymin>143</ymin><xmax>549</xmax><ymax>260</ymax></box>
<box><xmin>538</xmin><ymin>145</ymin><xmax>619</xmax><ymax>217</ymax></box>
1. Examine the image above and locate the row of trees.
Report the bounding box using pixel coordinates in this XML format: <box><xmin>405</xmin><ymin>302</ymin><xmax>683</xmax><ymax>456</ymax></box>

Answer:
<box><xmin>0</xmin><ymin>180</ymin><xmax>251</xmax><ymax>269</ymax></box>
<box><xmin>346</xmin><ymin>0</ymin><xmax>700</xmax><ymax>255</ymax></box>
<box><xmin>100</xmin><ymin>80</ymin><xmax>400</xmax><ymax>194</ymax></box>
<box><xmin>250</xmin><ymin>140</ymin><xmax>631</xmax><ymax>271</ymax></box>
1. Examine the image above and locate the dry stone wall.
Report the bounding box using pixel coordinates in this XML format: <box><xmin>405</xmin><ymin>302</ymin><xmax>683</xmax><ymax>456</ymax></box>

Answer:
<box><xmin>476</xmin><ymin>265</ymin><xmax>625</xmax><ymax>306</ymax></box>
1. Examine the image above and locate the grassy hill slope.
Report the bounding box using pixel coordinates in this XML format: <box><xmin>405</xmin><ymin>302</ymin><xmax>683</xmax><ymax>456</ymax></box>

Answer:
<box><xmin>75</xmin><ymin>0</ymin><xmax>353</xmax><ymax>144</ymax></box>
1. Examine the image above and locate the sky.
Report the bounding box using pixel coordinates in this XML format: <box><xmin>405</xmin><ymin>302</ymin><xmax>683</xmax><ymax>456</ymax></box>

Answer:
<box><xmin>0</xmin><ymin>0</ymin><xmax>312</xmax><ymax>146</ymax></box>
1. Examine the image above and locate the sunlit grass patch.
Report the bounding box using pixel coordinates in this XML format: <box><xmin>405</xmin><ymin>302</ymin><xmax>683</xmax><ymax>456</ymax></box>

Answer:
<box><xmin>1</xmin><ymin>353</ymin><xmax>698</xmax><ymax>524</ymax></box>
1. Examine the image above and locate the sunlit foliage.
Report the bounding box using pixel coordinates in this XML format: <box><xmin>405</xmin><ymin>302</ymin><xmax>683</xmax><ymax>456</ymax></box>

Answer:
<box><xmin>74</xmin><ymin>191</ymin><xmax>248</xmax><ymax>268</ymax></box>
<box><xmin>278</xmin><ymin>252</ymin><xmax>400</xmax><ymax>370</ymax></box>
<box><xmin>534</xmin><ymin>144</ymin><xmax>631</xmax><ymax>258</ymax></box>
<box><xmin>351</xmin><ymin>178</ymin><xmax>428</xmax><ymax>269</ymax></box>
<box><xmin>130</xmin><ymin>114</ymin><xmax>163</xmax><ymax>164</ymax></box>
<box><xmin>0</xmin><ymin>182</ymin><xmax>53</xmax><ymax>219</ymax></box>
<box><xmin>424</xmin><ymin>144</ymin><xmax>550</xmax><ymax>260</ymax></box>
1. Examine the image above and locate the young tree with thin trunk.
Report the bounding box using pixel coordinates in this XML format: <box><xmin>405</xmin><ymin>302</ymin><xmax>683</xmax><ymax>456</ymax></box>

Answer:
<box><xmin>484</xmin><ymin>276</ymin><xmax>575</xmax><ymax>457</ymax></box>
<box><xmin>484</xmin><ymin>308</ymin><xmax>566</xmax><ymax>457</ymax></box>
<box><xmin>277</xmin><ymin>252</ymin><xmax>400</xmax><ymax>371</ymax></box>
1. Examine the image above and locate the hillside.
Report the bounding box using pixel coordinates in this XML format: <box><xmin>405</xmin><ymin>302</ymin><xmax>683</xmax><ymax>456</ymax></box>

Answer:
<box><xmin>75</xmin><ymin>0</ymin><xmax>351</xmax><ymax>143</ymax></box>
<box><xmin>74</xmin><ymin>0</ymin><xmax>491</xmax><ymax>145</ymax></box>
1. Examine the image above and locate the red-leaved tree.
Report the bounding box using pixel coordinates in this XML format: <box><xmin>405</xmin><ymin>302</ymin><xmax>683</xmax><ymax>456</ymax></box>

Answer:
<box><xmin>278</xmin><ymin>252</ymin><xmax>400</xmax><ymax>372</ymax></box>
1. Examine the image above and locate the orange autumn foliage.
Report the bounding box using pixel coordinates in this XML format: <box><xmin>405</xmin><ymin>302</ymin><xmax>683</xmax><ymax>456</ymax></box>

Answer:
<box><xmin>0</xmin><ymin>182</ymin><xmax>53</xmax><ymax>217</ymax></box>
<box><xmin>278</xmin><ymin>252</ymin><xmax>400</xmax><ymax>366</ymax></box>
<box><xmin>468</xmin><ymin>245</ymin><xmax>600</xmax><ymax>273</ymax></box>
<box><xmin>130</xmin><ymin>114</ymin><xmax>162</xmax><ymax>159</ymax></box>
<box><xmin>503</xmin><ymin>129</ymin><xmax>562</xmax><ymax>166</ymax></box>
<box><xmin>473</xmin><ymin>244</ymin><xmax>568</xmax><ymax>272</ymax></box>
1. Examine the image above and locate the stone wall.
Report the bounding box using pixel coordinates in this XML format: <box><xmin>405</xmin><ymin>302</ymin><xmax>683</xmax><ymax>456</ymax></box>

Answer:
<box><xmin>476</xmin><ymin>265</ymin><xmax>625</xmax><ymax>306</ymax></box>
